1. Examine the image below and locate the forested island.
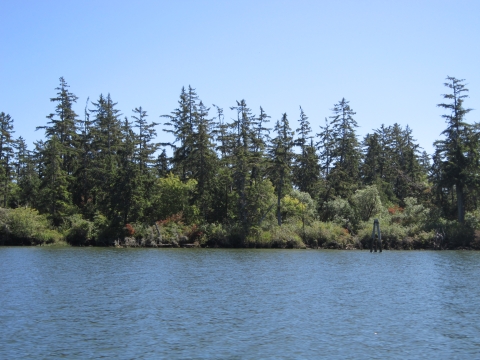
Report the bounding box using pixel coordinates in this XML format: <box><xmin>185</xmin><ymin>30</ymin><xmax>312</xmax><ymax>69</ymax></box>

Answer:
<box><xmin>0</xmin><ymin>76</ymin><xmax>478</xmax><ymax>249</ymax></box>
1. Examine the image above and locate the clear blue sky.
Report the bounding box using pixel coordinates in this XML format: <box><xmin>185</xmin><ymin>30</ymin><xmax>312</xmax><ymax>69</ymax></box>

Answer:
<box><xmin>1</xmin><ymin>0</ymin><xmax>479</xmax><ymax>155</ymax></box>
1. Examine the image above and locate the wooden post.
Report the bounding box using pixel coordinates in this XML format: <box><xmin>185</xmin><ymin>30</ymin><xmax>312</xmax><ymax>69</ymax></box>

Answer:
<box><xmin>370</xmin><ymin>219</ymin><xmax>382</xmax><ymax>253</ymax></box>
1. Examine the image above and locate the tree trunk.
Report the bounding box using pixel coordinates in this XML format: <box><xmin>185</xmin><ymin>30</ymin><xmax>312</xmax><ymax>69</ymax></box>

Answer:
<box><xmin>456</xmin><ymin>184</ymin><xmax>465</xmax><ymax>224</ymax></box>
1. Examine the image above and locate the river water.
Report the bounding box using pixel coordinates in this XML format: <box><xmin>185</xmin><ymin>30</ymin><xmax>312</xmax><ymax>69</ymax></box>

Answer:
<box><xmin>1</xmin><ymin>247</ymin><xmax>480</xmax><ymax>359</ymax></box>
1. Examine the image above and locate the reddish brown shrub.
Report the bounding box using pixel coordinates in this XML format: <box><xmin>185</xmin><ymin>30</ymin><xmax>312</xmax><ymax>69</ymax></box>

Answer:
<box><xmin>157</xmin><ymin>212</ymin><xmax>184</xmax><ymax>227</ymax></box>
<box><xmin>125</xmin><ymin>224</ymin><xmax>135</xmax><ymax>235</ymax></box>
<box><xmin>388</xmin><ymin>206</ymin><xmax>404</xmax><ymax>215</ymax></box>
<box><xmin>187</xmin><ymin>224</ymin><xmax>203</xmax><ymax>241</ymax></box>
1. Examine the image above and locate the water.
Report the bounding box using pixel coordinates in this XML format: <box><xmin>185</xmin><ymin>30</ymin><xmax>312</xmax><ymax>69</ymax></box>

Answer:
<box><xmin>1</xmin><ymin>248</ymin><xmax>480</xmax><ymax>359</ymax></box>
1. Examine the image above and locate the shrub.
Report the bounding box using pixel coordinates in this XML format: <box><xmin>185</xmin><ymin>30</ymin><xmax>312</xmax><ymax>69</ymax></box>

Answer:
<box><xmin>92</xmin><ymin>212</ymin><xmax>119</xmax><ymax>245</ymax></box>
<box><xmin>269</xmin><ymin>225</ymin><xmax>305</xmax><ymax>248</ymax></box>
<box><xmin>133</xmin><ymin>223</ymin><xmax>160</xmax><ymax>247</ymax></box>
<box><xmin>0</xmin><ymin>207</ymin><xmax>63</xmax><ymax>245</ymax></box>
<box><xmin>63</xmin><ymin>214</ymin><xmax>94</xmax><ymax>245</ymax></box>
<box><xmin>152</xmin><ymin>173</ymin><xmax>198</xmax><ymax>223</ymax></box>
<box><xmin>351</xmin><ymin>185</ymin><xmax>382</xmax><ymax>222</ymax></box>
<box><xmin>402</xmin><ymin>197</ymin><xmax>429</xmax><ymax>227</ymax></box>
<box><xmin>324</xmin><ymin>198</ymin><xmax>357</xmax><ymax>230</ymax></box>
<box><xmin>357</xmin><ymin>220</ymin><xmax>407</xmax><ymax>249</ymax></box>
<box><xmin>299</xmin><ymin>220</ymin><xmax>353</xmax><ymax>249</ymax></box>
<box><xmin>204</xmin><ymin>222</ymin><xmax>229</xmax><ymax>247</ymax></box>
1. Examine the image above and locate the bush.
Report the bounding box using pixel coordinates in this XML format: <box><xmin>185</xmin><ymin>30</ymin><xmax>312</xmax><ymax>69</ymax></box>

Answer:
<box><xmin>268</xmin><ymin>224</ymin><xmax>305</xmax><ymax>248</ymax></box>
<box><xmin>152</xmin><ymin>173</ymin><xmax>198</xmax><ymax>224</ymax></box>
<box><xmin>300</xmin><ymin>220</ymin><xmax>353</xmax><ymax>249</ymax></box>
<box><xmin>92</xmin><ymin>212</ymin><xmax>120</xmax><ymax>245</ymax></box>
<box><xmin>428</xmin><ymin>218</ymin><xmax>475</xmax><ymax>249</ymax></box>
<box><xmin>357</xmin><ymin>220</ymin><xmax>408</xmax><ymax>249</ymax></box>
<box><xmin>0</xmin><ymin>207</ymin><xmax>63</xmax><ymax>245</ymax></box>
<box><xmin>204</xmin><ymin>222</ymin><xmax>229</xmax><ymax>247</ymax></box>
<box><xmin>324</xmin><ymin>198</ymin><xmax>357</xmax><ymax>230</ymax></box>
<box><xmin>351</xmin><ymin>185</ymin><xmax>382</xmax><ymax>222</ymax></box>
<box><xmin>133</xmin><ymin>223</ymin><xmax>161</xmax><ymax>247</ymax></box>
<box><xmin>63</xmin><ymin>214</ymin><xmax>94</xmax><ymax>245</ymax></box>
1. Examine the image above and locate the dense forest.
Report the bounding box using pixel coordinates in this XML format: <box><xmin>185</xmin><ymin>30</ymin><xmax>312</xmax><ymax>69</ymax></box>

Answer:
<box><xmin>1</xmin><ymin>76</ymin><xmax>479</xmax><ymax>249</ymax></box>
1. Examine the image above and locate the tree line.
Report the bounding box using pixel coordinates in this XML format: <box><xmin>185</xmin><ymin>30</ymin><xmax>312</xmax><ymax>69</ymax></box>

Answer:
<box><xmin>0</xmin><ymin>76</ymin><xmax>478</xmax><ymax>246</ymax></box>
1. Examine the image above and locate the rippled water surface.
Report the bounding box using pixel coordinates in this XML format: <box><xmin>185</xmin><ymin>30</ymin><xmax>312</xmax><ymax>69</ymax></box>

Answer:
<box><xmin>1</xmin><ymin>248</ymin><xmax>480</xmax><ymax>359</ymax></box>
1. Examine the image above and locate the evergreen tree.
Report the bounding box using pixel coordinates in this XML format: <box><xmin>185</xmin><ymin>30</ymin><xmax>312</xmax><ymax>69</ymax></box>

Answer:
<box><xmin>250</xmin><ymin>106</ymin><xmax>270</xmax><ymax>182</ymax></box>
<box><xmin>362</xmin><ymin>123</ymin><xmax>426</xmax><ymax>204</ymax></box>
<box><xmin>132</xmin><ymin>106</ymin><xmax>159</xmax><ymax>173</ymax></box>
<box><xmin>316</xmin><ymin>117</ymin><xmax>334</xmax><ymax>207</ymax></box>
<box><xmin>72</xmin><ymin>98</ymin><xmax>96</xmax><ymax>217</ymax></box>
<box><xmin>162</xmin><ymin>86</ymin><xmax>195</xmax><ymax>181</ymax></box>
<box><xmin>268</xmin><ymin>113</ymin><xmax>294</xmax><ymax>226</ymax></box>
<box><xmin>189</xmin><ymin>101</ymin><xmax>218</xmax><ymax>221</ymax></box>
<box><xmin>154</xmin><ymin>149</ymin><xmax>169</xmax><ymax>178</ymax></box>
<box><xmin>293</xmin><ymin>107</ymin><xmax>320</xmax><ymax>196</ymax></box>
<box><xmin>361</xmin><ymin>132</ymin><xmax>381</xmax><ymax>185</ymax></box>
<box><xmin>37</xmin><ymin>135</ymin><xmax>72</xmax><ymax>225</ymax></box>
<box><xmin>230</xmin><ymin>100</ymin><xmax>256</xmax><ymax>233</ymax></box>
<box><xmin>15</xmin><ymin>137</ymin><xmax>40</xmax><ymax>208</ymax></box>
<box><xmin>390</xmin><ymin>124</ymin><xmax>425</xmax><ymax>202</ymax></box>
<box><xmin>434</xmin><ymin>77</ymin><xmax>476</xmax><ymax>223</ymax></box>
<box><xmin>89</xmin><ymin>93</ymin><xmax>123</xmax><ymax>215</ymax></box>
<box><xmin>0</xmin><ymin>112</ymin><xmax>15</xmax><ymax>207</ymax></box>
<box><xmin>38</xmin><ymin>77</ymin><xmax>80</xmax><ymax>175</ymax></box>
<box><xmin>327</xmin><ymin>98</ymin><xmax>361</xmax><ymax>199</ymax></box>
<box><xmin>211</xmin><ymin>104</ymin><xmax>234</xmax><ymax>223</ymax></box>
<box><xmin>111</xmin><ymin>117</ymin><xmax>142</xmax><ymax>224</ymax></box>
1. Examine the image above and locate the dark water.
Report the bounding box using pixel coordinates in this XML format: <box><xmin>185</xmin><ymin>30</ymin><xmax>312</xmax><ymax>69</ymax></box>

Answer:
<box><xmin>1</xmin><ymin>248</ymin><xmax>480</xmax><ymax>359</ymax></box>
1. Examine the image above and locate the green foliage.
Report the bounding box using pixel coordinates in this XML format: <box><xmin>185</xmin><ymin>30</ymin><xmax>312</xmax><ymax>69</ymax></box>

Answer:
<box><xmin>2</xmin><ymin>77</ymin><xmax>480</xmax><ymax>249</ymax></box>
<box><xmin>402</xmin><ymin>197</ymin><xmax>430</xmax><ymax>227</ymax></box>
<box><xmin>433</xmin><ymin>77</ymin><xmax>476</xmax><ymax>223</ymax></box>
<box><xmin>152</xmin><ymin>173</ymin><xmax>198</xmax><ymax>223</ymax></box>
<box><xmin>281</xmin><ymin>190</ymin><xmax>316</xmax><ymax>223</ymax></box>
<box><xmin>92</xmin><ymin>212</ymin><xmax>119</xmax><ymax>245</ymax></box>
<box><xmin>247</xmin><ymin>178</ymin><xmax>276</xmax><ymax>226</ymax></box>
<box><xmin>246</xmin><ymin>224</ymin><xmax>305</xmax><ymax>248</ymax></box>
<box><xmin>351</xmin><ymin>185</ymin><xmax>382</xmax><ymax>222</ymax></box>
<box><xmin>62</xmin><ymin>214</ymin><xmax>94</xmax><ymax>245</ymax></box>
<box><xmin>0</xmin><ymin>207</ymin><xmax>63</xmax><ymax>245</ymax></box>
<box><xmin>357</xmin><ymin>220</ymin><xmax>407</xmax><ymax>249</ymax></box>
<box><xmin>324</xmin><ymin>198</ymin><xmax>356</xmax><ymax>229</ymax></box>
<box><xmin>302</xmin><ymin>221</ymin><xmax>353</xmax><ymax>248</ymax></box>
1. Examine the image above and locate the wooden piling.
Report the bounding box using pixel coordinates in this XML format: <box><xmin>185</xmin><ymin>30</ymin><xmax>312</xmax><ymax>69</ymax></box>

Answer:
<box><xmin>370</xmin><ymin>219</ymin><xmax>382</xmax><ymax>253</ymax></box>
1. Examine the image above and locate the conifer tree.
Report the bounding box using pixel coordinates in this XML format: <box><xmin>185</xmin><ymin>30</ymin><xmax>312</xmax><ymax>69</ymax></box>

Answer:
<box><xmin>361</xmin><ymin>132</ymin><xmax>381</xmax><ymax>185</ymax></box>
<box><xmin>162</xmin><ymin>86</ymin><xmax>198</xmax><ymax>181</ymax></box>
<box><xmin>189</xmin><ymin>101</ymin><xmax>218</xmax><ymax>221</ymax></box>
<box><xmin>230</xmin><ymin>100</ymin><xmax>256</xmax><ymax>232</ymax></box>
<box><xmin>89</xmin><ymin>93</ymin><xmax>123</xmax><ymax>215</ymax></box>
<box><xmin>0</xmin><ymin>112</ymin><xmax>15</xmax><ymax>207</ymax></box>
<box><xmin>327</xmin><ymin>98</ymin><xmax>361</xmax><ymax>199</ymax></box>
<box><xmin>37</xmin><ymin>135</ymin><xmax>72</xmax><ymax>225</ymax></box>
<box><xmin>132</xmin><ymin>106</ymin><xmax>159</xmax><ymax>173</ymax></box>
<box><xmin>72</xmin><ymin>98</ymin><xmax>95</xmax><ymax>217</ymax></box>
<box><xmin>111</xmin><ymin>117</ymin><xmax>142</xmax><ymax>224</ymax></box>
<box><xmin>38</xmin><ymin>77</ymin><xmax>80</xmax><ymax>175</ymax></box>
<box><xmin>211</xmin><ymin>104</ymin><xmax>234</xmax><ymax>223</ymax></box>
<box><xmin>15</xmin><ymin>137</ymin><xmax>40</xmax><ymax>208</ymax></box>
<box><xmin>434</xmin><ymin>77</ymin><xmax>476</xmax><ymax>223</ymax></box>
<box><xmin>268</xmin><ymin>113</ymin><xmax>294</xmax><ymax>226</ymax></box>
<box><xmin>250</xmin><ymin>107</ymin><xmax>270</xmax><ymax>182</ymax></box>
<box><xmin>293</xmin><ymin>107</ymin><xmax>320</xmax><ymax>196</ymax></box>
<box><xmin>154</xmin><ymin>149</ymin><xmax>169</xmax><ymax>178</ymax></box>
<box><xmin>316</xmin><ymin>118</ymin><xmax>333</xmax><ymax>178</ymax></box>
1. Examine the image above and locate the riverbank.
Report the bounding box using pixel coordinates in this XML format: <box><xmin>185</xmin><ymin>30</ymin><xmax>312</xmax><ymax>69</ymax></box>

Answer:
<box><xmin>1</xmin><ymin>207</ymin><xmax>480</xmax><ymax>250</ymax></box>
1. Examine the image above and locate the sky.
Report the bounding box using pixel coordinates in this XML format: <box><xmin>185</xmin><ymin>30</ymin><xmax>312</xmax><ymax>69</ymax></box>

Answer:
<box><xmin>1</xmin><ymin>0</ymin><xmax>479</xmax><ymax>155</ymax></box>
